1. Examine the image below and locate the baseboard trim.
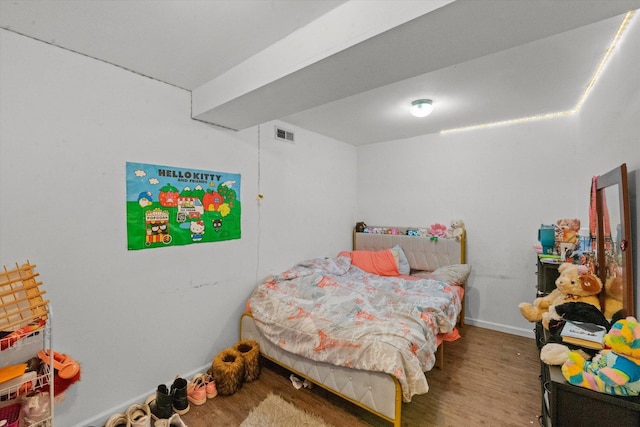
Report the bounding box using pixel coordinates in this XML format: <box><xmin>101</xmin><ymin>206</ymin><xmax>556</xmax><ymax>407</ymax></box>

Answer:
<box><xmin>464</xmin><ymin>317</ymin><xmax>535</xmax><ymax>339</ymax></box>
<box><xmin>74</xmin><ymin>363</ymin><xmax>210</xmax><ymax>427</ymax></box>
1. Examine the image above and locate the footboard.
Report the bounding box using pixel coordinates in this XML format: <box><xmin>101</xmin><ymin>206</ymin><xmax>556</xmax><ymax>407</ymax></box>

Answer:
<box><xmin>240</xmin><ymin>313</ymin><xmax>402</xmax><ymax>427</ymax></box>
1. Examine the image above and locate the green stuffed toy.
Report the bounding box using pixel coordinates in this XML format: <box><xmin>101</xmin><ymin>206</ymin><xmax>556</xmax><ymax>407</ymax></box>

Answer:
<box><xmin>561</xmin><ymin>316</ymin><xmax>640</xmax><ymax>396</ymax></box>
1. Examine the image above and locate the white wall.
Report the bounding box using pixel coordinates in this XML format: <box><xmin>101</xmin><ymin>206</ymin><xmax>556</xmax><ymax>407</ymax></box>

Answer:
<box><xmin>256</xmin><ymin>125</ymin><xmax>358</xmax><ymax>276</ymax></box>
<box><xmin>357</xmin><ymin>17</ymin><xmax>640</xmax><ymax>337</ymax></box>
<box><xmin>577</xmin><ymin>13</ymin><xmax>640</xmax><ymax>176</ymax></box>
<box><xmin>0</xmin><ymin>29</ymin><xmax>356</xmax><ymax>426</ymax></box>
<box><xmin>357</xmin><ymin>118</ymin><xmax>581</xmax><ymax>335</ymax></box>
<box><xmin>577</xmin><ymin>14</ymin><xmax>640</xmax><ymax>313</ymax></box>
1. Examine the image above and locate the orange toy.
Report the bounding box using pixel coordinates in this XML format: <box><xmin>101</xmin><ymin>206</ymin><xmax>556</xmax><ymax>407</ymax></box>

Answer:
<box><xmin>38</xmin><ymin>350</ymin><xmax>80</xmax><ymax>379</ymax></box>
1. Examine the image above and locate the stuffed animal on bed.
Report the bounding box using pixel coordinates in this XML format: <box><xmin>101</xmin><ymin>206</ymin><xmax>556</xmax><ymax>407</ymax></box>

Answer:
<box><xmin>445</xmin><ymin>219</ymin><xmax>465</xmax><ymax>241</ymax></box>
<box><xmin>519</xmin><ymin>263</ymin><xmax>602</xmax><ymax>328</ymax></box>
<box><xmin>427</xmin><ymin>223</ymin><xmax>447</xmax><ymax>238</ymax></box>
<box><xmin>562</xmin><ymin>316</ymin><xmax>640</xmax><ymax>396</ymax></box>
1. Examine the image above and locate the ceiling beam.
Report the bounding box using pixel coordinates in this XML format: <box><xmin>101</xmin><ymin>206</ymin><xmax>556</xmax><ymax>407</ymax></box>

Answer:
<box><xmin>191</xmin><ymin>0</ymin><xmax>453</xmax><ymax>129</ymax></box>
<box><xmin>192</xmin><ymin>0</ymin><xmax>640</xmax><ymax>131</ymax></box>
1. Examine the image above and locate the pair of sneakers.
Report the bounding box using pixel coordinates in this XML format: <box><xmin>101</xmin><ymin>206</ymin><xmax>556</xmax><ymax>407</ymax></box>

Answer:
<box><xmin>105</xmin><ymin>403</ymin><xmax>150</xmax><ymax>427</ymax></box>
<box><xmin>186</xmin><ymin>373</ymin><xmax>217</xmax><ymax>406</ymax></box>
<box><xmin>105</xmin><ymin>403</ymin><xmax>187</xmax><ymax>427</ymax></box>
<box><xmin>154</xmin><ymin>413</ymin><xmax>187</xmax><ymax>427</ymax></box>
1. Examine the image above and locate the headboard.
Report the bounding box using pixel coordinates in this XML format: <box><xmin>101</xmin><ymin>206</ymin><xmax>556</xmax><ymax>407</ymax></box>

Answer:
<box><xmin>353</xmin><ymin>227</ymin><xmax>466</xmax><ymax>272</ymax></box>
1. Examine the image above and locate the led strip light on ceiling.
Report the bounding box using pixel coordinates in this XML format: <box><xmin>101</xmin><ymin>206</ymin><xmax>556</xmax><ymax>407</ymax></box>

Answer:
<box><xmin>441</xmin><ymin>10</ymin><xmax>635</xmax><ymax>135</ymax></box>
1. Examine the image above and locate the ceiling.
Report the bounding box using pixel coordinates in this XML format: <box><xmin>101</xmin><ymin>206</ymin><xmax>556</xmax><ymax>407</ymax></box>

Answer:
<box><xmin>2</xmin><ymin>0</ymin><xmax>639</xmax><ymax>145</ymax></box>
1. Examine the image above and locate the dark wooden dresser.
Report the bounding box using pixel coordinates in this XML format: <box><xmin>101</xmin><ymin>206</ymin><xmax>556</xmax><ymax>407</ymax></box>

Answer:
<box><xmin>535</xmin><ymin>256</ymin><xmax>640</xmax><ymax>426</ymax></box>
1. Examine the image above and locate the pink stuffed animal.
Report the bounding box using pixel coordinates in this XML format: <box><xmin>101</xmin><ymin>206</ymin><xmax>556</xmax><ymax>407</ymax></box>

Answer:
<box><xmin>428</xmin><ymin>223</ymin><xmax>448</xmax><ymax>238</ymax></box>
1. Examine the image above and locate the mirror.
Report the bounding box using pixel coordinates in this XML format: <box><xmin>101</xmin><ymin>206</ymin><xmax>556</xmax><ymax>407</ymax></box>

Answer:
<box><xmin>595</xmin><ymin>163</ymin><xmax>634</xmax><ymax>318</ymax></box>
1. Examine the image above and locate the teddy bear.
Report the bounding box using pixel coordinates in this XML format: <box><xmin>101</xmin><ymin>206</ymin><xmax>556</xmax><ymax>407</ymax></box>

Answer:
<box><xmin>555</xmin><ymin>218</ymin><xmax>581</xmax><ymax>244</ymax></box>
<box><xmin>445</xmin><ymin>219</ymin><xmax>465</xmax><ymax>241</ymax></box>
<box><xmin>519</xmin><ymin>263</ymin><xmax>602</xmax><ymax>328</ymax></box>
<box><xmin>561</xmin><ymin>316</ymin><xmax>640</xmax><ymax>396</ymax></box>
<box><xmin>603</xmin><ymin>275</ymin><xmax>624</xmax><ymax>319</ymax></box>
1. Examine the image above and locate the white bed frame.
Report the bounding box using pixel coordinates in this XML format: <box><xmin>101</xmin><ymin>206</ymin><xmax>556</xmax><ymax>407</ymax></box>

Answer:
<box><xmin>240</xmin><ymin>227</ymin><xmax>466</xmax><ymax>427</ymax></box>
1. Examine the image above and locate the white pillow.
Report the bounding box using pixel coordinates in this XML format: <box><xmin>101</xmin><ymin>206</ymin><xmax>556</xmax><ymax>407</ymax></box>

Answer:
<box><xmin>389</xmin><ymin>245</ymin><xmax>411</xmax><ymax>275</ymax></box>
<box><xmin>412</xmin><ymin>264</ymin><xmax>471</xmax><ymax>286</ymax></box>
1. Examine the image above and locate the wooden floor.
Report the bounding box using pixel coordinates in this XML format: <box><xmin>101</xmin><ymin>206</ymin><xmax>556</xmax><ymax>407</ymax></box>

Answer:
<box><xmin>180</xmin><ymin>325</ymin><xmax>541</xmax><ymax>427</ymax></box>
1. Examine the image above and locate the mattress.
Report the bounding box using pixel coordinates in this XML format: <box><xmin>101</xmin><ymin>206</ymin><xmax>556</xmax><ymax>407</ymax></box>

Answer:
<box><xmin>248</xmin><ymin>254</ymin><xmax>462</xmax><ymax>402</ymax></box>
<box><xmin>240</xmin><ymin>313</ymin><xmax>401</xmax><ymax>423</ymax></box>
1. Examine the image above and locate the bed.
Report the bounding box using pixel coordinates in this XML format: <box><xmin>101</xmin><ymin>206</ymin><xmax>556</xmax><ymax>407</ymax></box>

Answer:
<box><xmin>240</xmin><ymin>225</ymin><xmax>468</xmax><ymax>426</ymax></box>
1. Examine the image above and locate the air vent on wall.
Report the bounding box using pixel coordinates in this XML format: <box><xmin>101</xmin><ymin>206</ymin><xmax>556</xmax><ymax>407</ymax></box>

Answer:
<box><xmin>275</xmin><ymin>126</ymin><xmax>295</xmax><ymax>143</ymax></box>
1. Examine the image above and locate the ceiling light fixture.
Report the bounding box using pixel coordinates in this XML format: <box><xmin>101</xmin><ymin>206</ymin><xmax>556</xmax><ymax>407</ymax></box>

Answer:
<box><xmin>441</xmin><ymin>10</ymin><xmax>634</xmax><ymax>134</ymax></box>
<box><xmin>410</xmin><ymin>99</ymin><xmax>434</xmax><ymax>117</ymax></box>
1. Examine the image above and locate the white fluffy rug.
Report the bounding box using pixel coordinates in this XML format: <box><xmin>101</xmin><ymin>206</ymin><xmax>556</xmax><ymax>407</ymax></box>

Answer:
<box><xmin>240</xmin><ymin>393</ymin><xmax>334</xmax><ymax>427</ymax></box>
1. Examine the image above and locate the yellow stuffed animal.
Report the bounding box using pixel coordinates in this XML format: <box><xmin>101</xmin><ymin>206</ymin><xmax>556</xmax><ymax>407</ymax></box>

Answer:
<box><xmin>555</xmin><ymin>218</ymin><xmax>580</xmax><ymax>245</ymax></box>
<box><xmin>603</xmin><ymin>275</ymin><xmax>623</xmax><ymax>319</ymax></box>
<box><xmin>519</xmin><ymin>263</ymin><xmax>602</xmax><ymax>328</ymax></box>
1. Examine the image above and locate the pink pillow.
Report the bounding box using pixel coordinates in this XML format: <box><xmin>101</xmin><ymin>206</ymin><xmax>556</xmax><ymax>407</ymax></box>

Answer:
<box><xmin>348</xmin><ymin>249</ymin><xmax>399</xmax><ymax>276</ymax></box>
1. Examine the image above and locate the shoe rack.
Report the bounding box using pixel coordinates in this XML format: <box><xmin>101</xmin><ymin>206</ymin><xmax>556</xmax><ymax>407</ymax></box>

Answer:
<box><xmin>1</xmin><ymin>261</ymin><xmax>54</xmax><ymax>426</ymax></box>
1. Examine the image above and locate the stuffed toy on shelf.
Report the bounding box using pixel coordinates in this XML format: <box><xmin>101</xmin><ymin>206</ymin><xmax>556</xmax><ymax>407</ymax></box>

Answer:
<box><xmin>562</xmin><ymin>316</ymin><xmax>640</xmax><ymax>396</ymax></box>
<box><xmin>519</xmin><ymin>263</ymin><xmax>603</xmax><ymax>329</ymax></box>
<box><xmin>555</xmin><ymin>218</ymin><xmax>581</xmax><ymax>248</ymax></box>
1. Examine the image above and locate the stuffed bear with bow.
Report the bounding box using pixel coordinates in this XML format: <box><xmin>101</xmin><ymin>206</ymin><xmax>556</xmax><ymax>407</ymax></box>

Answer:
<box><xmin>519</xmin><ymin>263</ymin><xmax>603</xmax><ymax>328</ymax></box>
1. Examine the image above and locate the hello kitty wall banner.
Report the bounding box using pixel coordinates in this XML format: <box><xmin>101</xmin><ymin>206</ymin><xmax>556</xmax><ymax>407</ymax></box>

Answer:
<box><xmin>126</xmin><ymin>161</ymin><xmax>241</xmax><ymax>250</ymax></box>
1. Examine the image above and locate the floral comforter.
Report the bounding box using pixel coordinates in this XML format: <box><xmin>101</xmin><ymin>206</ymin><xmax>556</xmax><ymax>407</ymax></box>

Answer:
<box><xmin>249</xmin><ymin>255</ymin><xmax>462</xmax><ymax>402</ymax></box>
